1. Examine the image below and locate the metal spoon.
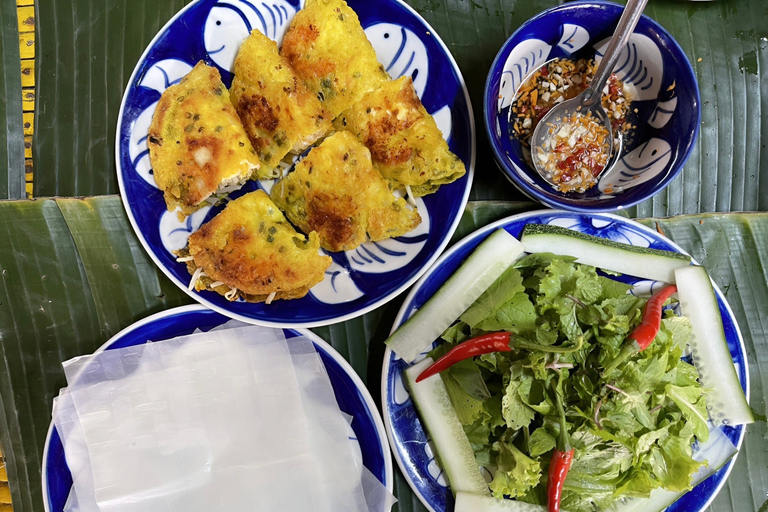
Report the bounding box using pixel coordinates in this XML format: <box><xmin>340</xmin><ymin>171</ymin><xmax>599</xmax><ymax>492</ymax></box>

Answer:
<box><xmin>531</xmin><ymin>0</ymin><xmax>649</xmax><ymax>189</ymax></box>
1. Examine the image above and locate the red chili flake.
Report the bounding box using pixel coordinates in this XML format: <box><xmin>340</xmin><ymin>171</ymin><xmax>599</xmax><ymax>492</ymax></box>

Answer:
<box><xmin>541</xmin><ymin>66</ymin><xmax>549</xmax><ymax>77</ymax></box>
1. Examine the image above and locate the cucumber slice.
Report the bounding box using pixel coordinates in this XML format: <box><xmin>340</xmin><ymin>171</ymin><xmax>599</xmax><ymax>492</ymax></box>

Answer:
<box><xmin>520</xmin><ymin>224</ymin><xmax>691</xmax><ymax>283</ymax></box>
<box><xmin>405</xmin><ymin>358</ymin><xmax>490</xmax><ymax>496</ymax></box>
<box><xmin>675</xmin><ymin>265</ymin><xmax>753</xmax><ymax>426</ymax></box>
<box><xmin>608</xmin><ymin>427</ymin><xmax>738</xmax><ymax>512</ymax></box>
<box><xmin>454</xmin><ymin>492</ymin><xmax>551</xmax><ymax>512</ymax></box>
<box><xmin>387</xmin><ymin>229</ymin><xmax>526</xmax><ymax>362</ymax></box>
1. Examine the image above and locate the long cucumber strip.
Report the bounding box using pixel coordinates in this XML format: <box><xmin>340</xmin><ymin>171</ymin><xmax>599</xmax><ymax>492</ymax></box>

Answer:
<box><xmin>454</xmin><ymin>492</ymin><xmax>556</xmax><ymax>512</ymax></box>
<box><xmin>387</xmin><ymin>229</ymin><xmax>525</xmax><ymax>362</ymax></box>
<box><xmin>405</xmin><ymin>359</ymin><xmax>490</xmax><ymax>496</ymax></box>
<box><xmin>608</xmin><ymin>427</ymin><xmax>738</xmax><ymax>512</ymax></box>
<box><xmin>520</xmin><ymin>224</ymin><xmax>691</xmax><ymax>284</ymax></box>
<box><xmin>675</xmin><ymin>265</ymin><xmax>753</xmax><ymax>426</ymax></box>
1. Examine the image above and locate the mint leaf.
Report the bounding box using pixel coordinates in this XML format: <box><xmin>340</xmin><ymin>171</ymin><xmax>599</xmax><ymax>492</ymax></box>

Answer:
<box><xmin>529</xmin><ymin>427</ymin><xmax>556</xmax><ymax>456</ymax></box>
<box><xmin>461</xmin><ymin>266</ymin><xmax>524</xmax><ymax>328</ymax></box>
<box><xmin>559</xmin><ymin>305</ymin><xmax>583</xmax><ymax>342</ymax></box>
<box><xmin>575</xmin><ymin>270</ymin><xmax>603</xmax><ymax>305</ymax></box>
<box><xmin>477</xmin><ymin>292</ymin><xmax>537</xmax><ymax>333</ymax></box>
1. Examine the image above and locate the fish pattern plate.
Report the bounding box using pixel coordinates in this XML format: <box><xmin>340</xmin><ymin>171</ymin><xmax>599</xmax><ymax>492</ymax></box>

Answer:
<box><xmin>382</xmin><ymin>210</ymin><xmax>747</xmax><ymax>512</ymax></box>
<box><xmin>116</xmin><ymin>0</ymin><xmax>474</xmax><ymax>328</ymax></box>
<box><xmin>43</xmin><ymin>304</ymin><xmax>392</xmax><ymax>512</ymax></box>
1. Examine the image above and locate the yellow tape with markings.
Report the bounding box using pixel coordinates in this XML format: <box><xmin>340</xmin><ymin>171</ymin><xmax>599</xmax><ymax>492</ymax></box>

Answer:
<box><xmin>17</xmin><ymin>1</ymin><xmax>34</xmax><ymax>199</ymax></box>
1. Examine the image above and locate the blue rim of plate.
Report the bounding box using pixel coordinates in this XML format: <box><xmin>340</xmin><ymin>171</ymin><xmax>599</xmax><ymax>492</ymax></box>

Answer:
<box><xmin>482</xmin><ymin>1</ymin><xmax>701</xmax><ymax>213</ymax></box>
<box><xmin>115</xmin><ymin>0</ymin><xmax>475</xmax><ymax>329</ymax></box>
<box><xmin>42</xmin><ymin>304</ymin><xmax>393</xmax><ymax>512</ymax></box>
<box><xmin>381</xmin><ymin>210</ymin><xmax>748</xmax><ymax>512</ymax></box>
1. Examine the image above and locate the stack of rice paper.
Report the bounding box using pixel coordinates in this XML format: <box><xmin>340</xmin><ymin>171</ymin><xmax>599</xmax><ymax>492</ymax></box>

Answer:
<box><xmin>52</xmin><ymin>323</ymin><xmax>395</xmax><ymax>512</ymax></box>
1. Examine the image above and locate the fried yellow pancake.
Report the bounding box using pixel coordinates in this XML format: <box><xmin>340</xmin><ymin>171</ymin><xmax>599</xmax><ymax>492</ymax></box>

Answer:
<box><xmin>148</xmin><ymin>62</ymin><xmax>264</xmax><ymax>218</ymax></box>
<box><xmin>270</xmin><ymin>131</ymin><xmax>421</xmax><ymax>252</ymax></box>
<box><xmin>230</xmin><ymin>30</ymin><xmax>332</xmax><ymax>175</ymax></box>
<box><xmin>180</xmin><ymin>190</ymin><xmax>331</xmax><ymax>302</ymax></box>
<box><xmin>333</xmin><ymin>76</ymin><xmax>466</xmax><ymax>196</ymax></box>
<box><xmin>280</xmin><ymin>0</ymin><xmax>389</xmax><ymax>118</ymax></box>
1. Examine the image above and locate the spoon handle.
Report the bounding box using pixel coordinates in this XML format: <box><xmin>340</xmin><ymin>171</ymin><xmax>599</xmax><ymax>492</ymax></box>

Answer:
<box><xmin>583</xmin><ymin>0</ymin><xmax>649</xmax><ymax>105</ymax></box>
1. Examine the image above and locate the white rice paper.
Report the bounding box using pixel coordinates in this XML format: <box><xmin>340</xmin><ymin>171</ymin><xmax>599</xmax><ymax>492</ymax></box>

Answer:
<box><xmin>287</xmin><ymin>336</ymin><xmax>396</xmax><ymax>512</ymax></box>
<box><xmin>54</xmin><ymin>324</ymin><xmax>393</xmax><ymax>512</ymax></box>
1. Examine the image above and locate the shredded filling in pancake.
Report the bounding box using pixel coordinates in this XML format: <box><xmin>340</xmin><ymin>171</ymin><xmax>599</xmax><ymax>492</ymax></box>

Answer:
<box><xmin>177</xmin><ymin>190</ymin><xmax>331</xmax><ymax>303</ymax></box>
<box><xmin>148</xmin><ymin>62</ymin><xmax>265</xmax><ymax>218</ymax></box>
<box><xmin>270</xmin><ymin>131</ymin><xmax>421</xmax><ymax>252</ymax></box>
<box><xmin>230</xmin><ymin>30</ymin><xmax>332</xmax><ymax>176</ymax></box>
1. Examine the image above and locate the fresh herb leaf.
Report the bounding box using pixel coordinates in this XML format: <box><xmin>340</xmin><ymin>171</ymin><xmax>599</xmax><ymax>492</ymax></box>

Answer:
<box><xmin>489</xmin><ymin>433</ymin><xmax>542</xmax><ymax>498</ymax></box>
<box><xmin>461</xmin><ymin>266</ymin><xmax>524</xmax><ymax>328</ymax></box>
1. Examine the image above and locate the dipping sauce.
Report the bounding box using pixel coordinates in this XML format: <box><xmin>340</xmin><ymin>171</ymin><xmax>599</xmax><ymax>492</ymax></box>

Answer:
<box><xmin>536</xmin><ymin>111</ymin><xmax>610</xmax><ymax>193</ymax></box>
<box><xmin>510</xmin><ymin>58</ymin><xmax>634</xmax><ymax>146</ymax></box>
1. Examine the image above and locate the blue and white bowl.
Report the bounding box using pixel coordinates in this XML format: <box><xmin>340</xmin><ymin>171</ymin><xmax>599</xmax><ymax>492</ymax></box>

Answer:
<box><xmin>382</xmin><ymin>210</ymin><xmax>747</xmax><ymax>512</ymax></box>
<box><xmin>484</xmin><ymin>2</ymin><xmax>700</xmax><ymax>212</ymax></box>
<box><xmin>42</xmin><ymin>305</ymin><xmax>392</xmax><ymax>512</ymax></box>
<box><xmin>116</xmin><ymin>0</ymin><xmax>474</xmax><ymax>328</ymax></box>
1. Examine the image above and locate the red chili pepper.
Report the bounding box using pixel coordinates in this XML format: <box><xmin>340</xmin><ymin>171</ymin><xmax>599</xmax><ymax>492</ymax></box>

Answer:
<box><xmin>415</xmin><ymin>332</ymin><xmax>512</xmax><ymax>383</ymax></box>
<box><xmin>416</xmin><ymin>332</ymin><xmax>585</xmax><ymax>383</ymax></box>
<box><xmin>547</xmin><ymin>379</ymin><xmax>573</xmax><ymax>512</ymax></box>
<box><xmin>602</xmin><ymin>284</ymin><xmax>677</xmax><ymax>375</ymax></box>
<box><xmin>547</xmin><ymin>448</ymin><xmax>574</xmax><ymax>512</ymax></box>
<box><xmin>628</xmin><ymin>284</ymin><xmax>678</xmax><ymax>350</ymax></box>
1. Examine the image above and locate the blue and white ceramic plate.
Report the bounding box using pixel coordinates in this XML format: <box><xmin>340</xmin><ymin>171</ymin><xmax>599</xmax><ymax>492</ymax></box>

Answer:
<box><xmin>484</xmin><ymin>2</ymin><xmax>700</xmax><ymax>212</ymax></box>
<box><xmin>382</xmin><ymin>210</ymin><xmax>747</xmax><ymax>512</ymax></box>
<box><xmin>42</xmin><ymin>304</ymin><xmax>392</xmax><ymax>512</ymax></box>
<box><xmin>116</xmin><ymin>0</ymin><xmax>474</xmax><ymax>328</ymax></box>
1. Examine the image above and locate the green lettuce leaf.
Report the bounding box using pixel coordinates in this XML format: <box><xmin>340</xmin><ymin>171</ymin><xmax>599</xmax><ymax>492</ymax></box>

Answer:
<box><xmin>666</xmin><ymin>384</ymin><xmax>709</xmax><ymax>442</ymax></box>
<box><xmin>489</xmin><ymin>436</ymin><xmax>542</xmax><ymax>498</ymax></box>
<box><xmin>649</xmin><ymin>425</ymin><xmax>705</xmax><ymax>492</ymax></box>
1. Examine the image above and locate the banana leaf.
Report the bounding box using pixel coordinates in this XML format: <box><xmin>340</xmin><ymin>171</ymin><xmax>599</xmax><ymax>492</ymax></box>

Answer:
<box><xmin>0</xmin><ymin>197</ymin><xmax>765</xmax><ymax>512</ymax></box>
<box><xmin>0</xmin><ymin>0</ymin><xmax>25</xmax><ymax>199</ymax></box>
<box><xmin>32</xmin><ymin>0</ymin><xmax>768</xmax><ymax>216</ymax></box>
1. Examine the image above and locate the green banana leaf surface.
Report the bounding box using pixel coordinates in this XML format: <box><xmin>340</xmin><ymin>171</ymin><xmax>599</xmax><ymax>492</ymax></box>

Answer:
<box><xmin>0</xmin><ymin>198</ymin><xmax>765</xmax><ymax>512</ymax></box>
<box><xmin>32</xmin><ymin>0</ymin><xmax>768</xmax><ymax>216</ymax></box>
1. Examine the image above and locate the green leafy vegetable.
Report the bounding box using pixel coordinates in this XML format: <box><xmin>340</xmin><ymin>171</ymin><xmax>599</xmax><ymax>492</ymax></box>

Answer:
<box><xmin>434</xmin><ymin>255</ymin><xmax>713</xmax><ymax>509</ymax></box>
<box><xmin>490</xmin><ymin>433</ymin><xmax>542</xmax><ymax>498</ymax></box>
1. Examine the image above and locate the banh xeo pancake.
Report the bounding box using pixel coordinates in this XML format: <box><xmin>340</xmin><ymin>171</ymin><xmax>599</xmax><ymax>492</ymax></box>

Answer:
<box><xmin>177</xmin><ymin>190</ymin><xmax>331</xmax><ymax>303</ymax></box>
<box><xmin>148</xmin><ymin>62</ymin><xmax>264</xmax><ymax>218</ymax></box>
<box><xmin>230</xmin><ymin>30</ymin><xmax>332</xmax><ymax>176</ymax></box>
<box><xmin>280</xmin><ymin>0</ymin><xmax>390</xmax><ymax>118</ymax></box>
<box><xmin>270</xmin><ymin>131</ymin><xmax>421</xmax><ymax>252</ymax></box>
<box><xmin>333</xmin><ymin>76</ymin><xmax>466</xmax><ymax>197</ymax></box>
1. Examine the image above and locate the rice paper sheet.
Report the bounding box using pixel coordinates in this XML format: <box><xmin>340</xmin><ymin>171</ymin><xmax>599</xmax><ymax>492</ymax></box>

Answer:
<box><xmin>55</xmin><ymin>325</ymin><xmax>384</xmax><ymax>512</ymax></box>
